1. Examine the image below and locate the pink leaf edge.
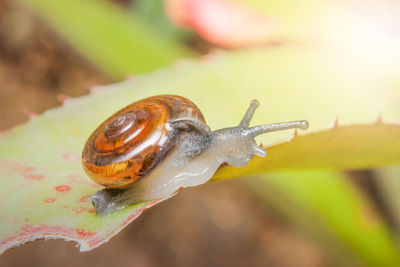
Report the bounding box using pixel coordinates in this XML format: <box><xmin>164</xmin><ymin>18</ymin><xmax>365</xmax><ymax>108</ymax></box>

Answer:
<box><xmin>0</xmin><ymin>198</ymin><xmax>165</xmax><ymax>254</ymax></box>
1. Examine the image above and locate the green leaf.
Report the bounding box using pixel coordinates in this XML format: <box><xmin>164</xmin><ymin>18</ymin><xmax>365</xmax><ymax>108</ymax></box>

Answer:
<box><xmin>0</xmin><ymin>47</ymin><xmax>399</xmax><ymax>253</ymax></box>
<box><xmin>164</xmin><ymin>0</ymin><xmax>344</xmax><ymax>46</ymax></box>
<box><xmin>375</xmin><ymin>165</ymin><xmax>400</xmax><ymax>232</ymax></box>
<box><xmin>252</xmin><ymin>171</ymin><xmax>400</xmax><ymax>266</ymax></box>
<box><xmin>165</xmin><ymin>0</ymin><xmax>400</xmax><ymax>73</ymax></box>
<box><xmin>134</xmin><ymin>0</ymin><xmax>188</xmax><ymax>40</ymax></box>
<box><xmin>215</xmin><ymin>123</ymin><xmax>400</xmax><ymax>180</ymax></box>
<box><xmin>20</xmin><ymin>0</ymin><xmax>194</xmax><ymax>78</ymax></box>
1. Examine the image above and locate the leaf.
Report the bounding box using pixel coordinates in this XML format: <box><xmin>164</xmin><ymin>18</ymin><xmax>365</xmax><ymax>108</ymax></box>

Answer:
<box><xmin>374</xmin><ymin>165</ymin><xmax>400</xmax><ymax>233</ymax></box>
<box><xmin>0</xmin><ymin>47</ymin><xmax>399</xmax><ymax>253</ymax></box>
<box><xmin>251</xmin><ymin>171</ymin><xmax>400</xmax><ymax>266</ymax></box>
<box><xmin>164</xmin><ymin>0</ymin><xmax>342</xmax><ymax>46</ymax></box>
<box><xmin>20</xmin><ymin>0</ymin><xmax>194</xmax><ymax>78</ymax></box>
<box><xmin>165</xmin><ymin>0</ymin><xmax>400</xmax><ymax>59</ymax></box>
<box><xmin>215</xmin><ymin>123</ymin><xmax>400</xmax><ymax>180</ymax></box>
<box><xmin>134</xmin><ymin>0</ymin><xmax>189</xmax><ymax>40</ymax></box>
<box><xmin>165</xmin><ymin>0</ymin><xmax>277</xmax><ymax>47</ymax></box>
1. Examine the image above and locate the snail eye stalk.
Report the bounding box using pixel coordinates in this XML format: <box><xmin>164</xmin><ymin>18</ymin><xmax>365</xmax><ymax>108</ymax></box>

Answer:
<box><xmin>248</xmin><ymin>121</ymin><xmax>309</xmax><ymax>137</ymax></box>
<box><xmin>239</xmin><ymin>99</ymin><xmax>259</xmax><ymax>127</ymax></box>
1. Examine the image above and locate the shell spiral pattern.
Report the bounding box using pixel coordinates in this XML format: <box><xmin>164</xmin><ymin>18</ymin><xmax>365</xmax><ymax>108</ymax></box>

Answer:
<box><xmin>82</xmin><ymin>95</ymin><xmax>206</xmax><ymax>188</ymax></box>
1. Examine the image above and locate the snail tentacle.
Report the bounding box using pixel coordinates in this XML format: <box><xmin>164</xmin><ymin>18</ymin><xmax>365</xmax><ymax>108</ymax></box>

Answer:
<box><xmin>248</xmin><ymin>120</ymin><xmax>309</xmax><ymax>137</ymax></box>
<box><xmin>239</xmin><ymin>99</ymin><xmax>259</xmax><ymax>127</ymax></box>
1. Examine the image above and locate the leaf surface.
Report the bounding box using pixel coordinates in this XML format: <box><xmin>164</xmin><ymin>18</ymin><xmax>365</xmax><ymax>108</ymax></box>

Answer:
<box><xmin>215</xmin><ymin>123</ymin><xmax>400</xmax><ymax>180</ymax></box>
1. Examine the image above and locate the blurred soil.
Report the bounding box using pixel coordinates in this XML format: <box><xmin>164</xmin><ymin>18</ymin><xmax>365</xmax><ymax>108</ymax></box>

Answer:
<box><xmin>0</xmin><ymin>0</ymin><xmax>331</xmax><ymax>266</ymax></box>
<box><xmin>0</xmin><ymin>0</ymin><xmax>110</xmax><ymax>130</ymax></box>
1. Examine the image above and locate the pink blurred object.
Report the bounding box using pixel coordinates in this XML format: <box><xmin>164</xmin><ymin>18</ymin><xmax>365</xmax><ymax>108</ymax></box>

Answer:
<box><xmin>165</xmin><ymin>0</ymin><xmax>278</xmax><ymax>48</ymax></box>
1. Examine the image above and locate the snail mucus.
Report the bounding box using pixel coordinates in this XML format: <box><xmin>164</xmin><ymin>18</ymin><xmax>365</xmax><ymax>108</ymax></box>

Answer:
<box><xmin>82</xmin><ymin>95</ymin><xmax>309</xmax><ymax>216</ymax></box>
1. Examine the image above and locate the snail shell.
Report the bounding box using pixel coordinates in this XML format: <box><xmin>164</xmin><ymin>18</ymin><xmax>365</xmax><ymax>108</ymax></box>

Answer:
<box><xmin>82</xmin><ymin>95</ymin><xmax>206</xmax><ymax>189</ymax></box>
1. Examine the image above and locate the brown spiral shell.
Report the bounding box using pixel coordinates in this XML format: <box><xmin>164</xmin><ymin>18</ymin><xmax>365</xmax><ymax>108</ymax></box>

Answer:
<box><xmin>82</xmin><ymin>95</ymin><xmax>206</xmax><ymax>189</ymax></box>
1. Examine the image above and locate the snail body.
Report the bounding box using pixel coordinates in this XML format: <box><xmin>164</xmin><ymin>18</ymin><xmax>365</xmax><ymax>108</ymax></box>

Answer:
<box><xmin>82</xmin><ymin>95</ymin><xmax>309</xmax><ymax>216</ymax></box>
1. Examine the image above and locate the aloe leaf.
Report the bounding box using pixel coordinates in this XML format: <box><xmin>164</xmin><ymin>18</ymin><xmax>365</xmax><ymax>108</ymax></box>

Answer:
<box><xmin>375</xmin><ymin>165</ymin><xmax>400</xmax><ymax>234</ymax></box>
<box><xmin>135</xmin><ymin>0</ymin><xmax>188</xmax><ymax>40</ymax></box>
<box><xmin>252</xmin><ymin>171</ymin><xmax>400</xmax><ymax>266</ymax></box>
<box><xmin>164</xmin><ymin>0</ymin><xmax>343</xmax><ymax>46</ymax></box>
<box><xmin>0</xmin><ymin>47</ymin><xmax>399</xmax><ymax>253</ymax></box>
<box><xmin>215</xmin><ymin>123</ymin><xmax>400</xmax><ymax>180</ymax></box>
<box><xmin>165</xmin><ymin>0</ymin><xmax>400</xmax><ymax>58</ymax></box>
<box><xmin>19</xmin><ymin>0</ymin><xmax>194</xmax><ymax>78</ymax></box>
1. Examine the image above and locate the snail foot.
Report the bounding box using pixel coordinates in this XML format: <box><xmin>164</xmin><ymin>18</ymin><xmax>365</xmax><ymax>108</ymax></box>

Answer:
<box><xmin>89</xmin><ymin>188</ymin><xmax>127</xmax><ymax>216</ymax></box>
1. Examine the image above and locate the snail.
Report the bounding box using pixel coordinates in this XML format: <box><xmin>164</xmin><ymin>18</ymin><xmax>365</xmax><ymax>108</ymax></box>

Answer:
<box><xmin>82</xmin><ymin>95</ymin><xmax>309</xmax><ymax>216</ymax></box>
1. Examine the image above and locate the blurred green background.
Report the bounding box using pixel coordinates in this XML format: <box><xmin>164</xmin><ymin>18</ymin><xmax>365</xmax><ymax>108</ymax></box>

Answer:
<box><xmin>1</xmin><ymin>0</ymin><xmax>400</xmax><ymax>266</ymax></box>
